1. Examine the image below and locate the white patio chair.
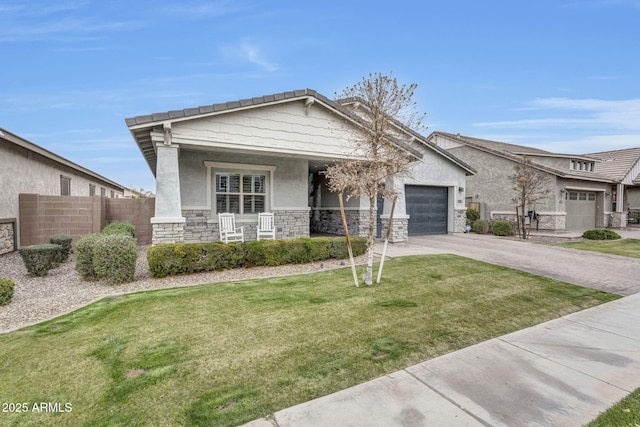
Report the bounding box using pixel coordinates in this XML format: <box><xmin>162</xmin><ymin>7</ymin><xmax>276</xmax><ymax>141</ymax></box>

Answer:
<box><xmin>256</xmin><ymin>212</ymin><xmax>276</xmax><ymax>240</ymax></box>
<box><xmin>218</xmin><ymin>212</ymin><xmax>244</xmax><ymax>243</ymax></box>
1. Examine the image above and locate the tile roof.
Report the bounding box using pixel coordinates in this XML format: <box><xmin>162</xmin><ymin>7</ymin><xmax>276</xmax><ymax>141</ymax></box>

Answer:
<box><xmin>585</xmin><ymin>147</ymin><xmax>640</xmax><ymax>183</ymax></box>
<box><xmin>430</xmin><ymin>131</ymin><xmax>616</xmax><ymax>183</ymax></box>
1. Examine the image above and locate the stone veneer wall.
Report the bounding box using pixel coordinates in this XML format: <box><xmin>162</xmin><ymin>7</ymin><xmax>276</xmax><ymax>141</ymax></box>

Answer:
<box><xmin>310</xmin><ymin>209</ymin><xmax>370</xmax><ymax>237</ymax></box>
<box><xmin>610</xmin><ymin>212</ymin><xmax>627</xmax><ymax>228</ymax></box>
<box><xmin>152</xmin><ymin>222</ymin><xmax>185</xmax><ymax>245</ymax></box>
<box><xmin>379</xmin><ymin>217</ymin><xmax>408</xmax><ymax>243</ymax></box>
<box><xmin>180</xmin><ymin>209</ymin><xmax>310</xmax><ymax>243</ymax></box>
<box><xmin>491</xmin><ymin>212</ymin><xmax>566</xmax><ymax>231</ymax></box>
<box><xmin>454</xmin><ymin>209</ymin><xmax>467</xmax><ymax>233</ymax></box>
<box><xmin>0</xmin><ymin>219</ymin><xmax>16</xmax><ymax>255</ymax></box>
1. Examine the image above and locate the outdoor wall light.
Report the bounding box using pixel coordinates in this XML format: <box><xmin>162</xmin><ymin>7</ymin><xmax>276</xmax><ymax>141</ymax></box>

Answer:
<box><xmin>458</xmin><ymin>187</ymin><xmax>464</xmax><ymax>192</ymax></box>
<box><xmin>560</xmin><ymin>188</ymin><xmax>567</xmax><ymax>194</ymax></box>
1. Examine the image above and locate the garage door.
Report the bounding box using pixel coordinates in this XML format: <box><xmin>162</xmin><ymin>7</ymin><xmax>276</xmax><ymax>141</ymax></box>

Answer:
<box><xmin>405</xmin><ymin>185</ymin><xmax>448</xmax><ymax>235</ymax></box>
<box><xmin>565</xmin><ymin>191</ymin><xmax>596</xmax><ymax>229</ymax></box>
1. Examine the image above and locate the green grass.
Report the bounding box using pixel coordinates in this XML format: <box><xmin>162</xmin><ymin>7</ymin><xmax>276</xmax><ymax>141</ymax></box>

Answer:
<box><xmin>552</xmin><ymin>238</ymin><xmax>640</xmax><ymax>258</ymax></box>
<box><xmin>0</xmin><ymin>254</ymin><xmax>619</xmax><ymax>426</ymax></box>
<box><xmin>588</xmin><ymin>387</ymin><xmax>640</xmax><ymax>426</ymax></box>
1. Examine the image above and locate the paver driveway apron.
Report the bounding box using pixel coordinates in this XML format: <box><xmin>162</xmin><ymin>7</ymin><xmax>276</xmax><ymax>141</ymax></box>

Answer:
<box><xmin>395</xmin><ymin>232</ymin><xmax>640</xmax><ymax>296</ymax></box>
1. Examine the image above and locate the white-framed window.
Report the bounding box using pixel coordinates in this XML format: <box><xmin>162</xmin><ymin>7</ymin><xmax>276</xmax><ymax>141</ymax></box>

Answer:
<box><xmin>60</xmin><ymin>175</ymin><xmax>71</xmax><ymax>196</ymax></box>
<box><xmin>89</xmin><ymin>184</ymin><xmax>96</xmax><ymax>196</ymax></box>
<box><xmin>215</xmin><ymin>172</ymin><xmax>267</xmax><ymax>214</ymax></box>
<box><xmin>203</xmin><ymin>162</ymin><xmax>275</xmax><ymax>215</ymax></box>
<box><xmin>570</xmin><ymin>159</ymin><xmax>594</xmax><ymax>172</ymax></box>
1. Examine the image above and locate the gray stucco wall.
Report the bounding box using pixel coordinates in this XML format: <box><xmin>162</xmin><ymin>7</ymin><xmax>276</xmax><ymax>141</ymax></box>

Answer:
<box><xmin>0</xmin><ymin>139</ymin><xmax>124</xmax><ymax>221</ymax></box>
<box><xmin>448</xmin><ymin>146</ymin><xmax>557</xmax><ymax>219</ymax></box>
<box><xmin>179</xmin><ymin>149</ymin><xmax>308</xmax><ymax>211</ymax></box>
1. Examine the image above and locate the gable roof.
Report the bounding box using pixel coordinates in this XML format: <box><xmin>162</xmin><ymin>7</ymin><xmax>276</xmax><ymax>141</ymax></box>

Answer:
<box><xmin>430</xmin><ymin>131</ymin><xmax>616</xmax><ymax>184</ymax></box>
<box><xmin>586</xmin><ymin>147</ymin><xmax>640</xmax><ymax>184</ymax></box>
<box><xmin>126</xmin><ymin>89</ymin><xmax>476</xmax><ymax>176</ymax></box>
<box><xmin>0</xmin><ymin>127</ymin><xmax>125</xmax><ymax>191</ymax></box>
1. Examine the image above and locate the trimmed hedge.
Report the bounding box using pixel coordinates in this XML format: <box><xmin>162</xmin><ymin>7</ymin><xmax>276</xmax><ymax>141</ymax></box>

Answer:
<box><xmin>582</xmin><ymin>229</ymin><xmax>621</xmax><ymax>240</ymax></box>
<box><xmin>472</xmin><ymin>220</ymin><xmax>489</xmax><ymax>234</ymax></box>
<box><xmin>466</xmin><ymin>209</ymin><xmax>480</xmax><ymax>226</ymax></box>
<box><xmin>148</xmin><ymin>236</ymin><xmax>368</xmax><ymax>279</ymax></box>
<box><xmin>492</xmin><ymin>220</ymin><xmax>513</xmax><ymax>236</ymax></box>
<box><xmin>102</xmin><ymin>221</ymin><xmax>136</xmax><ymax>238</ymax></box>
<box><xmin>18</xmin><ymin>244</ymin><xmax>62</xmax><ymax>276</ymax></box>
<box><xmin>0</xmin><ymin>277</ymin><xmax>15</xmax><ymax>306</ymax></box>
<box><xmin>93</xmin><ymin>234</ymin><xmax>138</xmax><ymax>284</ymax></box>
<box><xmin>50</xmin><ymin>235</ymin><xmax>72</xmax><ymax>262</ymax></box>
<box><xmin>75</xmin><ymin>233</ymin><xmax>103</xmax><ymax>279</ymax></box>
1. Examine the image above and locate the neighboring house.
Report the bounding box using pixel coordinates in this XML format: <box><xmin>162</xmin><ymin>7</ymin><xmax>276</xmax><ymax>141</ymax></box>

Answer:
<box><xmin>125</xmin><ymin>89</ymin><xmax>475</xmax><ymax>245</ymax></box>
<box><xmin>429</xmin><ymin>132</ymin><xmax>640</xmax><ymax>230</ymax></box>
<box><xmin>0</xmin><ymin>128</ymin><xmax>125</xmax><ymax>253</ymax></box>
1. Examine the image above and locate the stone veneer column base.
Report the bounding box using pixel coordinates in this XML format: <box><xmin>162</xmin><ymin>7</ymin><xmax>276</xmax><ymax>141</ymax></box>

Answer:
<box><xmin>151</xmin><ymin>217</ymin><xmax>186</xmax><ymax>244</ymax></box>
<box><xmin>0</xmin><ymin>219</ymin><xmax>16</xmax><ymax>255</ymax></box>
<box><xmin>379</xmin><ymin>215</ymin><xmax>408</xmax><ymax>243</ymax></box>
<box><xmin>273</xmin><ymin>209</ymin><xmax>310</xmax><ymax>239</ymax></box>
<box><xmin>454</xmin><ymin>209</ymin><xmax>467</xmax><ymax>233</ymax></box>
<box><xmin>610</xmin><ymin>212</ymin><xmax>627</xmax><ymax>228</ymax></box>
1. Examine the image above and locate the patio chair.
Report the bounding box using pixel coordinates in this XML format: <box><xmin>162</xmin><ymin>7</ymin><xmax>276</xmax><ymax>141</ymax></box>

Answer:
<box><xmin>256</xmin><ymin>212</ymin><xmax>276</xmax><ymax>240</ymax></box>
<box><xmin>218</xmin><ymin>212</ymin><xmax>244</xmax><ymax>243</ymax></box>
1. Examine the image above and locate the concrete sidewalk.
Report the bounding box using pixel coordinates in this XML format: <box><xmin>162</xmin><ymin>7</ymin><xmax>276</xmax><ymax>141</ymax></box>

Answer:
<box><xmin>243</xmin><ymin>294</ymin><xmax>640</xmax><ymax>427</ymax></box>
<box><xmin>242</xmin><ymin>231</ymin><xmax>640</xmax><ymax>426</ymax></box>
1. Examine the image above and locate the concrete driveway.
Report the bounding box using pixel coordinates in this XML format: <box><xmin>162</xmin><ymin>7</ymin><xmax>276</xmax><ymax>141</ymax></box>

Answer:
<box><xmin>381</xmin><ymin>228</ymin><xmax>640</xmax><ymax>296</ymax></box>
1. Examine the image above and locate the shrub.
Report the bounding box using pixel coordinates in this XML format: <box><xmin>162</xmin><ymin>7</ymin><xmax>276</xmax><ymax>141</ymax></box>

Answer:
<box><xmin>466</xmin><ymin>209</ymin><xmax>480</xmax><ymax>226</ymax></box>
<box><xmin>0</xmin><ymin>277</ymin><xmax>15</xmax><ymax>306</ymax></box>
<box><xmin>102</xmin><ymin>221</ymin><xmax>135</xmax><ymax>238</ymax></box>
<box><xmin>93</xmin><ymin>234</ymin><xmax>138</xmax><ymax>285</ymax></box>
<box><xmin>75</xmin><ymin>233</ymin><xmax>103</xmax><ymax>279</ymax></box>
<box><xmin>492</xmin><ymin>220</ymin><xmax>513</xmax><ymax>236</ymax></box>
<box><xmin>50</xmin><ymin>235</ymin><xmax>72</xmax><ymax>262</ymax></box>
<box><xmin>582</xmin><ymin>229</ymin><xmax>621</xmax><ymax>240</ymax></box>
<box><xmin>147</xmin><ymin>236</ymin><xmax>368</xmax><ymax>278</ymax></box>
<box><xmin>18</xmin><ymin>244</ymin><xmax>62</xmax><ymax>276</ymax></box>
<box><xmin>472</xmin><ymin>220</ymin><xmax>489</xmax><ymax>234</ymax></box>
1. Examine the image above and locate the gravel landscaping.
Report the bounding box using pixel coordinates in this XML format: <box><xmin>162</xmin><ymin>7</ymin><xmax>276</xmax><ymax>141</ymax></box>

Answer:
<box><xmin>0</xmin><ymin>246</ymin><xmax>366</xmax><ymax>334</ymax></box>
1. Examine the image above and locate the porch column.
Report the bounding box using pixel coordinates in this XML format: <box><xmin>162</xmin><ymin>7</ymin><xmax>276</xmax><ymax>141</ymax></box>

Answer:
<box><xmin>151</xmin><ymin>126</ymin><xmax>185</xmax><ymax>244</ymax></box>
<box><xmin>611</xmin><ymin>183</ymin><xmax>627</xmax><ymax>228</ymax></box>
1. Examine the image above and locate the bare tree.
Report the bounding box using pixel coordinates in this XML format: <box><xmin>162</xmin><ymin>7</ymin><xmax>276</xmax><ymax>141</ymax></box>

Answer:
<box><xmin>324</xmin><ymin>72</ymin><xmax>425</xmax><ymax>285</ymax></box>
<box><xmin>509</xmin><ymin>158</ymin><xmax>551</xmax><ymax>239</ymax></box>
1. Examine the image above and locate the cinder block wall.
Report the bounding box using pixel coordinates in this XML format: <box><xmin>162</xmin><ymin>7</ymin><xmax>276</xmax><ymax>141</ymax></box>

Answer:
<box><xmin>107</xmin><ymin>198</ymin><xmax>155</xmax><ymax>245</ymax></box>
<box><xmin>18</xmin><ymin>194</ymin><xmax>155</xmax><ymax>247</ymax></box>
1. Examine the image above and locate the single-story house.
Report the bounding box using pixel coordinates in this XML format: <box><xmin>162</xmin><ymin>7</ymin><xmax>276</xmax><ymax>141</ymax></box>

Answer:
<box><xmin>428</xmin><ymin>132</ymin><xmax>640</xmax><ymax>230</ymax></box>
<box><xmin>125</xmin><ymin>89</ymin><xmax>476</xmax><ymax>245</ymax></box>
<box><xmin>0</xmin><ymin>128</ymin><xmax>126</xmax><ymax>254</ymax></box>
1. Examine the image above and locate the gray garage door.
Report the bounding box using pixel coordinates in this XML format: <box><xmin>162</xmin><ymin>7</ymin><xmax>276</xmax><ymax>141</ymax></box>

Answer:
<box><xmin>565</xmin><ymin>191</ymin><xmax>596</xmax><ymax>229</ymax></box>
<box><xmin>405</xmin><ymin>185</ymin><xmax>448</xmax><ymax>235</ymax></box>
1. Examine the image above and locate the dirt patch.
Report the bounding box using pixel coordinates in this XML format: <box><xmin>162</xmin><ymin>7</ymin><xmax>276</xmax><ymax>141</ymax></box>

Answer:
<box><xmin>126</xmin><ymin>368</ymin><xmax>145</xmax><ymax>379</ymax></box>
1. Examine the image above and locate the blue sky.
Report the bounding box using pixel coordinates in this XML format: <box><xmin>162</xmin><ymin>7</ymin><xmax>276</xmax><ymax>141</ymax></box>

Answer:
<box><xmin>2</xmin><ymin>0</ymin><xmax>639</xmax><ymax>191</ymax></box>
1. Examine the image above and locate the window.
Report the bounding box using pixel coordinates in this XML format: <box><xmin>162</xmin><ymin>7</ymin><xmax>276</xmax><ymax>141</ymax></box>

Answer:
<box><xmin>215</xmin><ymin>173</ymin><xmax>266</xmax><ymax>214</ymax></box>
<box><xmin>89</xmin><ymin>184</ymin><xmax>96</xmax><ymax>196</ymax></box>
<box><xmin>570</xmin><ymin>159</ymin><xmax>594</xmax><ymax>172</ymax></box>
<box><xmin>60</xmin><ymin>176</ymin><xmax>71</xmax><ymax>196</ymax></box>
<box><xmin>101</xmin><ymin>187</ymin><xmax>106</xmax><ymax>197</ymax></box>
<box><xmin>110</xmin><ymin>190</ymin><xmax>114</xmax><ymax>198</ymax></box>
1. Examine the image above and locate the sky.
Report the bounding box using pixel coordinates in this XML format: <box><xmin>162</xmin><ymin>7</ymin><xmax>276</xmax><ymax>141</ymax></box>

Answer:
<box><xmin>2</xmin><ymin>0</ymin><xmax>639</xmax><ymax>191</ymax></box>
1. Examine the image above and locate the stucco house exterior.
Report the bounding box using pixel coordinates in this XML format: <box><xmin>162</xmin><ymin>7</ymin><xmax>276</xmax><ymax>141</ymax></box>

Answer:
<box><xmin>125</xmin><ymin>89</ymin><xmax>475</xmax><ymax>245</ymax></box>
<box><xmin>0</xmin><ymin>128</ymin><xmax>125</xmax><ymax>254</ymax></box>
<box><xmin>429</xmin><ymin>132</ymin><xmax>640</xmax><ymax>230</ymax></box>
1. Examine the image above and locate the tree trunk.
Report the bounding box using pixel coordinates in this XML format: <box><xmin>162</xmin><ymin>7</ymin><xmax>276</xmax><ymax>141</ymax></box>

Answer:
<box><xmin>363</xmin><ymin>194</ymin><xmax>376</xmax><ymax>285</ymax></box>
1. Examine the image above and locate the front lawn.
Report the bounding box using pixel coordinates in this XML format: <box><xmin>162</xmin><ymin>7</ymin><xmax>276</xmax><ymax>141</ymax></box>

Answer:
<box><xmin>552</xmin><ymin>238</ymin><xmax>640</xmax><ymax>258</ymax></box>
<box><xmin>0</xmin><ymin>255</ymin><xmax>618</xmax><ymax>426</ymax></box>
<box><xmin>588</xmin><ymin>387</ymin><xmax>640</xmax><ymax>426</ymax></box>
